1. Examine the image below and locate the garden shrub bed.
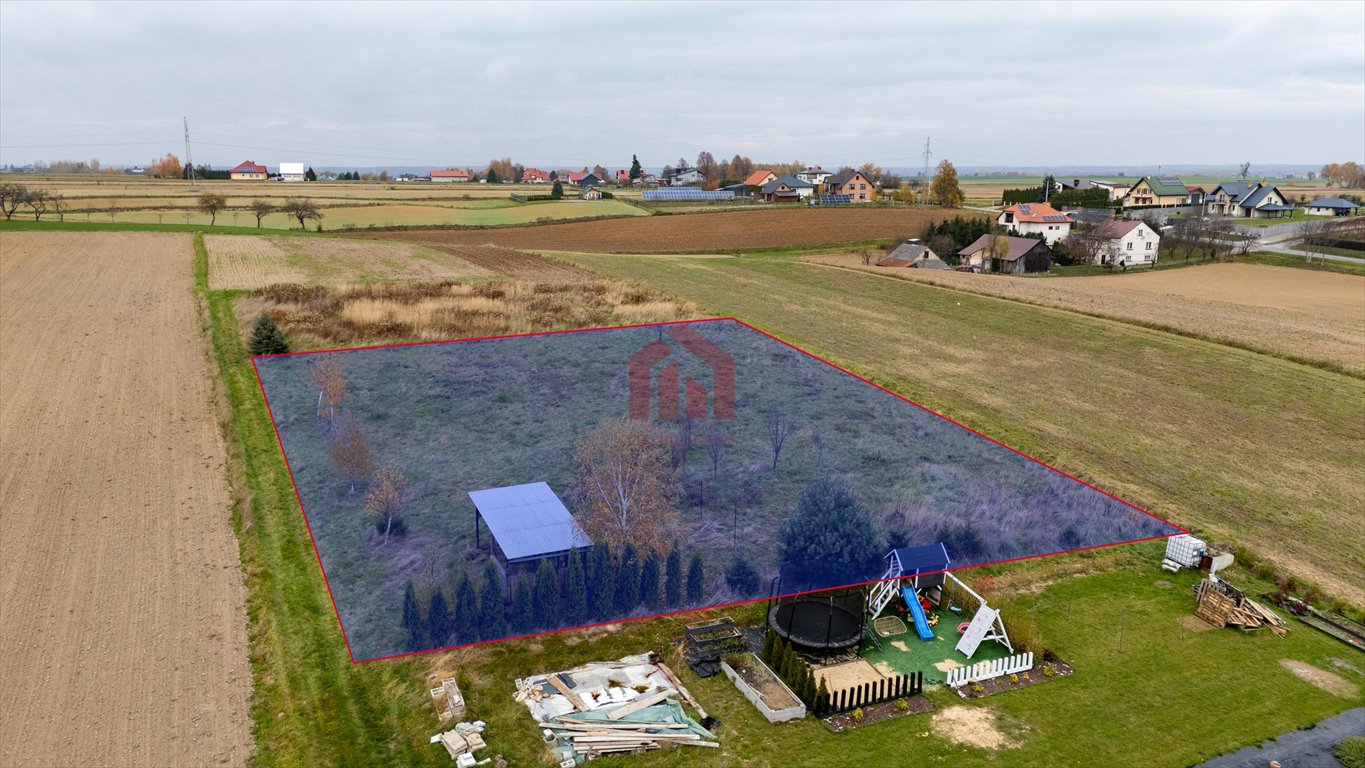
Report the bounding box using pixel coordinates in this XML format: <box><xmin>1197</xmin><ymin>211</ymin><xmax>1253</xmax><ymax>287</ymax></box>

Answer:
<box><xmin>954</xmin><ymin>650</ymin><xmax>1075</xmax><ymax>700</ymax></box>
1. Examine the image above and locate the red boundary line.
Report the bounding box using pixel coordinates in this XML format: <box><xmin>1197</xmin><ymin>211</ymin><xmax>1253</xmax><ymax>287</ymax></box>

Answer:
<box><xmin>250</xmin><ymin>316</ymin><xmax>1188</xmax><ymax>664</ymax></box>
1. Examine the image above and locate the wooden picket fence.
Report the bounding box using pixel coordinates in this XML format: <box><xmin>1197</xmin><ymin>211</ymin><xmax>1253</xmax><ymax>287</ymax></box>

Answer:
<box><xmin>814</xmin><ymin>671</ymin><xmax>923</xmax><ymax>716</ymax></box>
<box><xmin>946</xmin><ymin>652</ymin><xmax>1034</xmax><ymax>688</ymax></box>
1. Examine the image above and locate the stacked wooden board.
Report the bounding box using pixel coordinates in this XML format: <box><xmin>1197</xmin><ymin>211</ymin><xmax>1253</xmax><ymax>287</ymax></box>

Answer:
<box><xmin>1194</xmin><ymin>578</ymin><xmax>1289</xmax><ymax>636</ymax></box>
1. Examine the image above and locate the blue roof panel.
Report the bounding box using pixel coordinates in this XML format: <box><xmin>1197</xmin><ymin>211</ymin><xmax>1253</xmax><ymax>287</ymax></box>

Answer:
<box><xmin>892</xmin><ymin>542</ymin><xmax>951</xmax><ymax>574</ymax></box>
<box><xmin>469</xmin><ymin>482</ymin><xmax>591</xmax><ymax>562</ymax></box>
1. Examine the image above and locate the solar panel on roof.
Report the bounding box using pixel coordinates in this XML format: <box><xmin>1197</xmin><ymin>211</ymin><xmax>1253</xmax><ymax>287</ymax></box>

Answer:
<box><xmin>1019</xmin><ymin>204</ymin><xmax>1032</xmax><ymax>214</ymax></box>
<box><xmin>469</xmin><ymin>482</ymin><xmax>590</xmax><ymax>562</ymax></box>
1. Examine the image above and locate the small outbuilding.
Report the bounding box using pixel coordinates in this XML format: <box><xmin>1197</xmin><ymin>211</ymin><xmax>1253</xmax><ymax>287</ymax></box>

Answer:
<box><xmin>1305</xmin><ymin>198</ymin><xmax>1360</xmax><ymax>217</ymax></box>
<box><xmin>877</xmin><ymin>239</ymin><xmax>945</xmax><ymax>268</ymax></box>
<box><xmin>958</xmin><ymin>234</ymin><xmax>1052</xmax><ymax>275</ymax></box>
<box><xmin>279</xmin><ymin>162</ymin><xmax>306</xmax><ymax>182</ymax></box>
<box><xmin>469</xmin><ymin>482</ymin><xmax>591</xmax><ymax>583</ymax></box>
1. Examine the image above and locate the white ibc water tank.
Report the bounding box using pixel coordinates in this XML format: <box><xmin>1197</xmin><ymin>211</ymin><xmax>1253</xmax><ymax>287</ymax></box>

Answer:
<box><xmin>1164</xmin><ymin>534</ymin><xmax>1205</xmax><ymax>568</ymax></box>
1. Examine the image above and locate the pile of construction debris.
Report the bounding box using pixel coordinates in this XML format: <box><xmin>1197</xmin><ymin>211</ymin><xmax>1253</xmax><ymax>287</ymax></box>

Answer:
<box><xmin>1194</xmin><ymin>578</ymin><xmax>1289</xmax><ymax>636</ymax></box>
<box><xmin>430</xmin><ymin>720</ymin><xmax>487</xmax><ymax>766</ymax></box>
<box><xmin>515</xmin><ymin>653</ymin><xmax>718</xmax><ymax>762</ymax></box>
<box><xmin>431</xmin><ymin>676</ymin><xmax>466</xmax><ymax>722</ymax></box>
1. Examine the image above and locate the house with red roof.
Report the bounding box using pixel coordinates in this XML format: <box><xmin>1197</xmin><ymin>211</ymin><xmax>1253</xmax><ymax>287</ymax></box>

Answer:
<box><xmin>522</xmin><ymin>168</ymin><xmax>551</xmax><ymax>184</ymax></box>
<box><xmin>998</xmin><ymin>202</ymin><xmax>1073</xmax><ymax>244</ymax></box>
<box><xmin>229</xmin><ymin>160</ymin><xmax>268</xmax><ymax>181</ymax></box>
<box><xmin>431</xmin><ymin>169</ymin><xmax>473</xmax><ymax>183</ymax></box>
<box><xmin>743</xmin><ymin>169</ymin><xmax>777</xmax><ymax>188</ymax></box>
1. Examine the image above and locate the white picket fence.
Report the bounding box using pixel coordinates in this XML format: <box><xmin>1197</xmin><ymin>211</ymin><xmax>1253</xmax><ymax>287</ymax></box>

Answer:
<box><xmin>946</xmin><ymin>652</ymin><xmax>1034</xmax><ymax>688</ymax></box>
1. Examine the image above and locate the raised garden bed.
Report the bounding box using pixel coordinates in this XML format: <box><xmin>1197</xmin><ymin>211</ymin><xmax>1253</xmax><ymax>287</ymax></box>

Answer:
<box><xmin>721</xmin><ymin>654</ymin><xmax>805</xmax><ymax>723</ymax></box>
<box><xmin>821</xmin><ymin>695</ymin><xmax>934</xmax><ymax>732</ymax></box>
<box><xmin>954</xmin><ymin>651</ymin><xmax>1074</xmax><ymax>699</ymax></box>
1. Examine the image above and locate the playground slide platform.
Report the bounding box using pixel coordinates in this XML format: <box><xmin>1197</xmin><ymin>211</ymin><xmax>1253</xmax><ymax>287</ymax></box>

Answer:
<box><xmin>902</xmin><ymin>587</ymin><xmax>935</xmax><ymax>641</ymax></box>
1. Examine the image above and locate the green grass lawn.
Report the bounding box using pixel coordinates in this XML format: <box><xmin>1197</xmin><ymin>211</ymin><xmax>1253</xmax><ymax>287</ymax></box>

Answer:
<box><xmin>556</xmin><ymin>250</ymin><xmax>1365</xmax><ymax>605</ymax></box>
<box><xmin>1239</xmin><ymin>250</ymin><xmax>1365</xmax><ymax>275</ymax></box>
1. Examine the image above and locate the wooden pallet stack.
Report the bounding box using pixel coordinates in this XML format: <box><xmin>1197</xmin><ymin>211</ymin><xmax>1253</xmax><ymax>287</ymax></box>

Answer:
<box><xmin>538</xmin><ymin>718</ymin><xmax>718</xmax><ymax>758</ymax></box>
<box><xmin>1194</xmin><ymin>578</ymin><xmax>1288</xmax><ymax>636</ymax></box>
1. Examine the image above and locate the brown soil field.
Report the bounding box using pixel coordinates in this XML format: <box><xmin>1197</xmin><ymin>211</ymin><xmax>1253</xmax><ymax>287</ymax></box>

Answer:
<box><xmin>806</xmin><ymin>256</ymin><xmax>1365</xmax><ymax>374</ymax></box>
<box><xmin>421</xmin><ymin>244</ymin><xmax>598</xmax><ymax>282</ymax></box>
<box><xmin>0</xmin><ymin>232</ymin><xmax>252</xmax><ymax>766</ymax></box>
<box><xmin>360</xmin><ymin>207</ymin><xmax>979</xmax><ymax>253</ymax></box>
<box><xmin>205</xmin><ymin>234</ymin><xmax>501</xmax><ymax>289</ymax></box>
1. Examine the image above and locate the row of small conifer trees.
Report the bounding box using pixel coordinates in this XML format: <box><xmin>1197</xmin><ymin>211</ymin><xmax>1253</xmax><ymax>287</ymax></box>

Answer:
<box><xmin>760</xmin><ymin>632</ymin><xmax>829</xmax><ymax>711</ymax></box>
<box><xmin>401</xmin><ymin>543</ymin><xmax>705</xmax><ymax>651</ymax></box>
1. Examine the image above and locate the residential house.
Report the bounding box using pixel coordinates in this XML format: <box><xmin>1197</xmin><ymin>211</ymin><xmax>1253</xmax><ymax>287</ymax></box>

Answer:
<box><xmin>758</xmin><ymin>175</ymin><xmax>816</xmax><ymax>203</ymax></box>
<box><xmin>578</xmin><ymin>173</ymin><xmax>603</xmax><ymax>188</ymax></box>
<box><xmin>522</xmin><ymin>168</ymin><xmax>551</xmax><ymax>184</ymax></box>
<box><xmin>1185</xmin><ymin>186</ymin><xmax>1207</xmax><ymax>206</ymax></box>
<box><xmin>1088</xmin><ymin>220</ymin><xmax>1161</xmax><ymax>267</ymax></box>
<box><xmin>958</xmin><ymin>234</ymin><xmax>1052</xmax><ymax>275</ymax></box>
<box><xmin>582</xmin><ymin>186</ymin><xmax>603</xmax><ymax>200</ymax></box>
<box><xmin>877</xmin><ymin>240</ymin><xmax>945</xmax><ymax>268</ymax></box>
<box><xmin>1057</xmin><ymin>179</ymin><xmax>1130</xmax><ymax>202</ymax></box>
<box><xmin>1205</xmin><ymin>181</ymin><xmax>1293</xmax><ymax>218</ymax></box>
<box><xmin>1121</xmin><ymin>175</ymin><xmax>1188</xmax><ymax>207</ymax></box>
<box><xmin>998</xmin><ymin>202</ymin><xmax>1073</xmax><ymax>244</ymax></box>
<box><xmin>795</xmin><ymin>166</ymin><xmax>832</xmax><ymax>186</ymax></box>
<box><xmin>396</xmin><ymin>173</ymin><xmax>418</xmax><ymax>182</ymax></box>
<box><xmin>743</xmin><ymin>169</ymin><xmax>777</xmax><ymax>188</ymax></box>
<box><xmin>431</xmin><ymin>168</ymin><xmax>473</xmax><ymax>183</ymax></box>
<box><xmin>278</xmin><ymin>162</ymin><xmax>306</xmax><ymax>182</ymax></box>
<box><xmin>669</xmin><ymin>168</ymin><xmax>704</xmax><ymax>186</ymax></box>
<box><xmin>1305</xmin><ymin>197</ymin><xmax>1361</xmax><ymax>216</ymax></box>
<box><xmin>229</xmin><ymin>160</ymin><xmax>268</xmax><ymax>181</ymax></box>
<box><xmin>615</xmin><ymin>170</ymin><xmax>632</xmax><ymax>184</ymax></box>
<box><xmin>824</xmin><ymin>170</ymin><xmax>875</xmax><ymax>202</ymax></box>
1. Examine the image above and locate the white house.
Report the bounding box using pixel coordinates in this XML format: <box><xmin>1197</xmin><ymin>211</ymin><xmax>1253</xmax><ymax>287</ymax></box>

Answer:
<box><xmin>998</xmin><ymin>202</ymin><xmax>1072</xmax><ymax>245</ymax></box>
<box><xmin>1205</xmin><ymin>181</ymin><xmax>1293</xmax><ymax>219</ymax></box>
<box><xmin>279</xmin><ymin>162</ymin><xmax>306</xmax><ymax>182</ymax></box>
<box><xmin>795</xmin><ymin>166</ymin><xmax>833</xmax><ymax>186</ymax></box>
<box><xmin>670</xmin><ymin>168</ymin><xmax>704</xmax><ymax>186</ymax></box>
<box><xmin>1090</xmin><ymin>220</ymin><xmax>1160</xmax><ymax>267</ymax></box>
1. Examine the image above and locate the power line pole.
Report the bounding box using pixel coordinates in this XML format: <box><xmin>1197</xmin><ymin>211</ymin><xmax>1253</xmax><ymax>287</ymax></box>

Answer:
<box><xmin>921</xmin><ymin>137</ymin><xmax>932</xmax><ymax>180</ymax></box>
<box><xmin>183</xmin><ymin>116</ymin><xmax>196</xmax><ymax>188</ymax></box>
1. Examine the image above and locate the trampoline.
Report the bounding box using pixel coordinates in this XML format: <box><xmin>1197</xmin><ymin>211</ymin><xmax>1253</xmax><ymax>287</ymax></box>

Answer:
<box><xmin>767</xmin><ymin>598</ymin><xmax>864</xmax><ymax>651</ymax></box>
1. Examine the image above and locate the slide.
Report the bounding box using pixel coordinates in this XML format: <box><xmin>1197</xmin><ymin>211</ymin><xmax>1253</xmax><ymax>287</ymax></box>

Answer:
<box><xmin>902</xmin><ymin>587</ymin><xmax>935</xmax><ymax>641</ymax></box>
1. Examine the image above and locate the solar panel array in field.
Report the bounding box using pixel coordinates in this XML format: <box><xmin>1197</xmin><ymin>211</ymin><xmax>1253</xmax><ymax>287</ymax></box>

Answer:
<box><xmin>643</xmin><ymin>188</ymin><xmax>736</xmax><ymax>201</ymax></box>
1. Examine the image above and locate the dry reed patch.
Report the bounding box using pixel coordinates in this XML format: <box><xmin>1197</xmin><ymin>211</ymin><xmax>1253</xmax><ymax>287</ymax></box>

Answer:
<box><xmin>238</xmin><ymin>279</ymin><xmax>696</xmax><ymax>348</ymax></box>
<box><xmin>806</xmin><ymin>254</ymin><xmax>1365</xmax><ymax>374</ymax></box>
<box><xmin>205</xmin><ymin>234</ymin><xmax>500</xmax><ymax>290</ymax></box>
<box><xmin>1279</xmin><ymin>659</ymin><xmax>1359</xmax><ymax>699</ymax></box>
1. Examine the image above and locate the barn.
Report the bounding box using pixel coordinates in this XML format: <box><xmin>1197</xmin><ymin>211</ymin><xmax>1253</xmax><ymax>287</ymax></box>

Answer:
<box><xmin>469</xmin><ymin>482</ymin><xmax>591</xmax><ymax>584</ymax></box>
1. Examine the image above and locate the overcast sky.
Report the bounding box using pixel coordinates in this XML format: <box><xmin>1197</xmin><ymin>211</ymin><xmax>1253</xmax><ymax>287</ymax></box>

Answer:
<box><xmin>1</xmin><ymin>1</ymin><xmax>1361</xmax><ymax>170</ymax></box>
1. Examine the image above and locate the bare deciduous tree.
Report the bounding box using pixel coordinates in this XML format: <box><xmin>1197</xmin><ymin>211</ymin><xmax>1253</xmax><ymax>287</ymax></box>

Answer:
<box><xmin>0</xmin><ymin>182</ymin><xmax>26</xmax><ymax>220</ymax></box>
<box><xmin>50</xmin><ymin>192</ymin><xmax>69</xmax><ymax>222</ymax></box>
<box><xmin>766</xmin><ymin>410</ymin><xmax>797</xmax><ymax>471</ymax></box>
<box><xmin>249</xmin><ymin>199</ymin><xmax>274</xmax><ymax>228</ymax></box>
<box><xmin>1297</xmin><ymin>219</ymin><xmax>1330</xmax><ymax>263</ymax></box>
<box><xmin>704</xmin><ymin>422</ymin><xmax>726</xmax><ymax>478</ymax></box>
<box><xmin>329</xmin><ymin>417</ymin><xmax>372</xmax><ymax>493</ymax></box>
<box><xmin>575</xmin><ymin>419</ymin><xmax>680</xmax><ymax>551</ymax></box>
<box><xmin>197</xmin><ymin>192</ymin><xmax>227</xmax><ymax>226</ymax></box>
<box><xmin>24</xmin><ymin>187</ymin><xmax>49</xmax><ymax>221</ymax></box>
<box><xmin>364</xmin><ymin>465</ymin><xmax>405</xmax><ymax>546</ymax></box>
<box><xmin>282</xmin><ymin>198</ymin><xmax>323</xmax><ymax>230</ymax></box>
<box><xmin>310</xmin><ymin>356</ymin><xmax>346</xmax><ymax>423</ymax></box>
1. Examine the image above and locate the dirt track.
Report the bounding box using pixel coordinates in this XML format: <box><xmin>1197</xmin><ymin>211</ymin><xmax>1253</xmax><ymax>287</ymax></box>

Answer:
<box><xmin>0</xmin><ymin>233</ymin><xmax>251</xmax><ymax>766</ymax></box>
<box><xmin>360</xmin><ymin>207</ymin><xmax>976</xmax><ymax>253</ymax></box>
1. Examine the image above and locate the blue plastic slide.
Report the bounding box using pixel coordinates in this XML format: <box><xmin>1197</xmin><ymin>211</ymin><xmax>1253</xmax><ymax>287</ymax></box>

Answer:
<box><xmin>902</xmin><ymin>587</ymin><xmax>935</xmax><ymax>641</ymax></box>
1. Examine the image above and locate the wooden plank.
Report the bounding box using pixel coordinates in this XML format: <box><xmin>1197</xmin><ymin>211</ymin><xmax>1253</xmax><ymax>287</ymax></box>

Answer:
<box><xmin>546</xmin><ymin>674</ymin><xmax>585</xmax><ymax>711</ymax></box>
<box><xmin>606</xmin><ymin>689</ymin><xmax>675</xmax><ymax>720</ymax></box>
<box><xmin>541</xmin><ymin>721</ymin><xmax>687</xmax><ymax>731</ymax></box>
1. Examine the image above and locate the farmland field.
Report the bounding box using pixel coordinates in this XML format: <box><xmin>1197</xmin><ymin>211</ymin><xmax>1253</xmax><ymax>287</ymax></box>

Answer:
<box><xmin>558</xmin><ymin>249</ymin><xmax>1365</xmax><ymax>604</ymax></box>
<box><xmin>205</xmin><ymin>234</ymin><xmax>501</xmax><ymax>289</ymax></box>
<box><xmin>0</xmin><ymin>232</ymin><xmax>252</xmax><ymax>766</ymax></box>
<box><xmin>367</xmin><ymin>207</ymin><xmax>979</xmax><ymax>253</ymax></box>
<box><xmin>804</xmin><ymin>256</ymin><xmax>1365</xmax><ymax>375</ymax></box>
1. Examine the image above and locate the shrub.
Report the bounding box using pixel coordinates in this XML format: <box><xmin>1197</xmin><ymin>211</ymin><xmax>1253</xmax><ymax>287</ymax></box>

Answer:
<box><xmin>248</xmin><ymin>313</ymin><xmax>289</xmax><ymax>355</ymax></box>
<box><xmin>725</xmin><ymin>558</ymin><xmax>759</xmax><ymax>595</ymax></box>
<box><xmin>401</xmin><ymin>581</ymin><xmax>423</xmax><ymax>651</ymax></box>
<box><xmin>426</xmin><ymin>588</ymin><xmax>452</xmax><ymax>648</ymax></box>
<box><xmin>1009</xmin><ymin>673</ymin><xmax>1019</xmax><ymax>684</ymax></box>
<box><xmin>970</xmin><ymin>683</ymin><xmax>984</xmax><ymax>694</ymax></box>
<box><xmin>477</xmin><ymin>563</ymin><xmax>505</xmax><ymax>640</ymax></box>
<box><xmin>639</xmin><ymin>550</ymin><xmax>661</xmax><ymax>609</ymax></box>
<box><xmin>664</xmin><ymin>547</ymin><xmax>682</xmax><ymax>607</ymax></box>
<box><xmin>686</xmin><ymin>554</ymin><xmax>705</xmax><ymax>603</ymax></box>
<box><xmin>454</xmin><ymin>574</ymin><xmax>478</xmax><ymax>643</ymax></box>
<box><xmin>615</xmin><ymin>545</ymin><xmax>641</xmax><ymax>612</ymax></box>
<box><xmin>563</xmin><ymin>549</ymin><xmax>587</xmax><ymax>626</ymax></box>
<box><xmin>762</xmin><ymin>630</ymin><xmax>777</xmax><ymax>665</ymax></box>
<box><xmin>894</xmin><ymin>698</ymin><xmax>909</xmax><ymax>712</ymax></box>
<box><xmin>1042</xmin><ymin>663</ymin><xmax>1057</xmax><ymax>677</ymax></box>
<box><xmin>1335</xmin><ymin>736</ymin><xmax>1365</xmax><ymax>768</ymax></box>
<box><xmin>510</xmin><ymin>575</ymin><xmax>533</xmax><ymax>634</ymax></box>
<box><xmin>532</xmin><ymin>558</ymin><xmax>558</xmax><ymax>628</ymax></box>
<box><xmin>851</xmin><ymin>707</ymin><xmax>865</xmax><ymax>723</ymax></box>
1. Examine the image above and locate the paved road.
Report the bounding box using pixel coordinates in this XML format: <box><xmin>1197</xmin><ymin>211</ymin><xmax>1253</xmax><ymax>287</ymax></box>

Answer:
<box><xmin>1194</xmin><ymin>708</ymin><xmax>1364</xmax><ymax>768</ymax></box>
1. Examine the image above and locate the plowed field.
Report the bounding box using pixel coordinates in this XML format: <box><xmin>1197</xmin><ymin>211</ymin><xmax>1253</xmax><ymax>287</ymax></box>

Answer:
<box><xmin>360</xmin><ymin>207</ymin><xmax>976</xmax><ymax>253</ymax></box>
<box><xmin>0</xmin><ymin>232</ymin><xmax>252</xmax><ymax>766</ymax></box>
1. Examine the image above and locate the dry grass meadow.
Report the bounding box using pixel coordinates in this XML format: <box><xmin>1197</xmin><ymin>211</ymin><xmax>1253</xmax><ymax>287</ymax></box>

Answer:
<box><xmin>0</xmin><ymin>232</ymin><xmax>252</xmax><ymax>766</ymax></box>
<box><xmin>205</xmin><ymin>234</ymin><xmax>501</xmax><ymax>289</ymax></box>
<box><xmin>239</xmin><ymin>279</ymin><xmax>697</xmax><ymax>348</ymax></box>
<box><xmin>805</xmin><ymin>256</ymin><xmax>1365</xmax><ymax>375</ymax></box>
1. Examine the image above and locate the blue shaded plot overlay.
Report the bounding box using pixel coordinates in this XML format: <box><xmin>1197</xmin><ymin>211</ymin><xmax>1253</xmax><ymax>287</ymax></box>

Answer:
<box><xmin>254</xmin><ymin>319</ymin><xmax>1180</xmax><ymax>661</ymax></box>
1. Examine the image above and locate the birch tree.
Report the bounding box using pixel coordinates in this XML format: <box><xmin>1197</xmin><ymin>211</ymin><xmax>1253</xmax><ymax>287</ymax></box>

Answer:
<box><xmin>364</xmin><ymin>465</ymin><xmax>405</xmax><ymax>547</ymax></box>
<box><xmin>575</xmin><ymin>419</ymin><xmax>680</xmax><ymax>551</ymax></box>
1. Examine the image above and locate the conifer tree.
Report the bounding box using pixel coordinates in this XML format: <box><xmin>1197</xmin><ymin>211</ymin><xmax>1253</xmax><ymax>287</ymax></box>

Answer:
<box><xmin>762</xmin><ymin>630</ymin><xmax>777</xmax><ymax>665</ymax></box>
<box><xmin>686</xmin><ymin>554</ymin><xmax>705</xmax><ymax>603</ymax></box>
<box><xmin>454</xmin><ymin>573</ymin><xmax>478</xmax><ymax>643</ymax></box>
<box><xmin>615</xmin><ymin>545</ymin><xmax>640</xmax><ymax>613</ymax></box>
<box><xmin>248</xmin><ymin>314</ymin><xmax>289</xmax><ymax>355</ymax></box>
<box><xmin>588</xmin><ymin>543</ymin><xmax>615</xmax><ymax>621</ymax></box>
<box><xmin>533</xmin><ymin>558</ymin><xmax>559</xmax><ymax>629</ymax></box>
<box><xmin>664</xmin><ymin>547</ymin><xmax>682</xmax><ymax>607</ymax></box>
<box><xmin>639</xmin><ymin>549</ymin><xmax>661</xmax><ymax>609</ymax></box>
<box><xmin>426</xmin><ymin>589</ymin><xmax>451</xmax><ymax>648</ymax></box>
<box><xmin>401</xmin><ymin>580</ymin><xmax>423</xmax><ymax>651</ymax></box>
<box><xmin>477</xmin><ymin>563</ymin><xmax>504</xmax><ymax>640</ymax></box>
<box><xmin>629</xmin><ymin>155</ymin><xmax>642</xmax><ymax>180</ymax></box>
<box><xmin>511</xmin><ymin>575</ymin><xmax>534</xmax><ymax>634</ymax></box>
<box><xmin>563</xmin><ymin>549</ymin><xmax>588</xmax><ymax>626</ymax></box>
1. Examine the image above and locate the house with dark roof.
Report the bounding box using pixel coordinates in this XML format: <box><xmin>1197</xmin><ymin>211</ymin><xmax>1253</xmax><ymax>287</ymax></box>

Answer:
<box><xmin>795</xmin><ymin>166</ymin><xmax>832</xmax><ymax>186</ymax></box>
<box><xmin>1121</xmin><ymin>175</ymin><xmax>1189</xmax><ymax>207</ymax></box>
<box><xmin>958</xmin><ymin>234</ymin><xmax>1052</xmax><ymax>274</ymax></box>
<box><xmin>998</xmin><ymin>202</ymin><xmax>1073</xmax><ymax>244</ymax></box>
<box><xmin>758</xmin><ymin>175</ymin><xmax>816</xmax><ymax>203</ymax></box>
<box><xmin>667</xmin><ymin>168</ymin><xmax>704</xmax><ymax>186</ymax></box>
<box><xmin>1206</xmin><ymin>181</ymin><xmax>1293</xmax><ymax>219</ymax></box>
<box><xmin>229</xmin><ymin>160</ymin><xmax>268</xmax><ymax>181</ymax></box>
<box><xmin>1057</xmin><ymin>178</ymin><xmax>1130</xmax><ymax>202</ymax></box>
<box><xmin>824</xmin><ymin>170</ymin><xmax>875</xmax><ymax>202</ymax></box>
<box><xmin>876</xmin><ymin>239</ymin><xmax>944</xmax><ymax>268</ymax></box>
<box><xmin>1305</xmin><ymin>197</ymin><xmax>1361</xmax><ymax>217</ymax></box>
